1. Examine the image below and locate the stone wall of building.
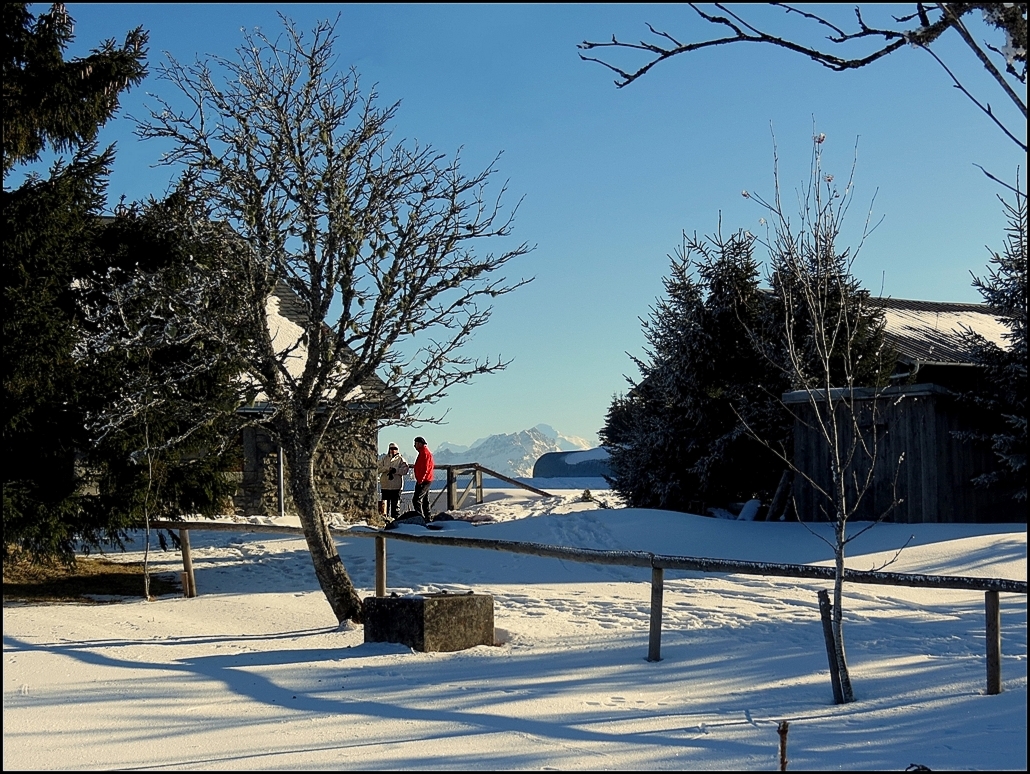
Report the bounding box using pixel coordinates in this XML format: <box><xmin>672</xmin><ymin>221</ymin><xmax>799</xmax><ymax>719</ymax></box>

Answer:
<box><xmin>233</xmin><ymin>418</ymin><xmax>379</xmax><ymax>524</ymax></box>
<box><xmin>234</xmin><ymin>425</ymin><xmax>290</xmax><ymax>517</ymax></box>
<box><xmin>314</xmin><ymin>417</ymin><xmax>379</xmax><ymax>521</ymax></box>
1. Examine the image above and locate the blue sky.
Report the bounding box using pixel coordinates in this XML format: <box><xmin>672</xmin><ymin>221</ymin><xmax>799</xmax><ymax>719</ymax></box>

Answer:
<box><xmin>42</xmin><ymin>4</ymin><xmax>1026</xmax><ymax>447</ymax></box>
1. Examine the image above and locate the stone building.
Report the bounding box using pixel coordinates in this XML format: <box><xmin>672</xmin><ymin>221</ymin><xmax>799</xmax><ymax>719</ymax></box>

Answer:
<box><xmin>232</xmin><ymin>283</ymin><xmax>400</xmax><ymax>522</ymax></box>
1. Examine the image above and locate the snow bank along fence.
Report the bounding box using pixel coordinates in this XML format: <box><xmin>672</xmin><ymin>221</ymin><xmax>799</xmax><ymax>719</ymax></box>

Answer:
<box><xmin>153</xmin><ymin>520</ymin><xmax>1026</xmax><ymax>696</ymax></box>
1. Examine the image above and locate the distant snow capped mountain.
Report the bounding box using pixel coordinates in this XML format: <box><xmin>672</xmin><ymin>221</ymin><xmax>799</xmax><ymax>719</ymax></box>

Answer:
<box><xmin>432</xmin><ymin>425</ymin><xmax>592</xmax><ymax>478</ymax></box>
<box><xmin>532</xmin><ymin>424</ymin><xmax>593</xmax><ymax>452</ymax></box>
<box><xmin>435</xmin><ymin>440</ymin><xmax>472</xmax><ymax>455</ymax></box>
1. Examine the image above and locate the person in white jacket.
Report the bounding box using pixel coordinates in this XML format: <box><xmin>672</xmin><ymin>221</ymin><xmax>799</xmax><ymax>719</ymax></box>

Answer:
<box><xmin>377</xmin><ymin>443</ymin><xmax>409</xmax><ymax>520</ymax></box>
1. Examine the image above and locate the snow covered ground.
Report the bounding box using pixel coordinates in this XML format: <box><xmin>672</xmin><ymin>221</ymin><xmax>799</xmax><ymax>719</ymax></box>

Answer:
<box><xmin>3</xmin><ymin>487</ymin><xmax>1026</xmax><ymax>771</ymax></box>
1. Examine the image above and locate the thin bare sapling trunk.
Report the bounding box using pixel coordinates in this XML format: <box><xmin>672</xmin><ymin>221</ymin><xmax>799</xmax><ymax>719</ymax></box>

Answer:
<box><xmin>142</xmin><ymin>414</ymin><xmax>153</xmax><ymax>600</ymax></box>
<box><xmin>740</xmin><ymin>132</ymin><xmax>904</xmax><ymax>702</ymax></box>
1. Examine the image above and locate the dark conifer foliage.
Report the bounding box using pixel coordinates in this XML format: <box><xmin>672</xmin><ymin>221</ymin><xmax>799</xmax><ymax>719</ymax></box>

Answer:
<box><xmin>3</xmin><ymin>3</ymin><xmax>147</xmax><ymax>561</ymax></box>
<box><xmin>602</xmin><ymin>216</ymin><xmax>894</xmax><ymax>516</ymax></box>
<box><xmin>601</xmin><ymin>231</ymin><xmax>791</xmax><ymax>513</ymax></box>
<box><xmin>961</xmin><ymin>188</ymin><xmax>1027</xmax><ymax>501</ymax></box>
<box><xmin>768</xmin><ymin>239</ymin><xmax>895</xmax><ymax>393</ymax></box>
<box><xmin>3</xmin><ymin>3</ymin><xmax>146</xmax><ymax>172</ymax></box>
<box><xmin>78</xmin><ymin>193</ymin><xmax>252</xmax><ymax>533</ymax></box>
<box><xmin>3</xmin><ymin>152</ymin><xmax>111</xmax><ymax>559</ymax></box>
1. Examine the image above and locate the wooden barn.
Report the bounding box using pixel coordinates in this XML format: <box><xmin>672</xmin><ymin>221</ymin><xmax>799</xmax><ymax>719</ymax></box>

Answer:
<box><xmin>787</xmin><ymin>298</ymin><xmax>1022</xmax><ymax>524</ymax></box>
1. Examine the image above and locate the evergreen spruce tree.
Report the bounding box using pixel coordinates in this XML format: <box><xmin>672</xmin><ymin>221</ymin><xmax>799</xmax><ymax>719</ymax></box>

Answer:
<box><xmin>3</xmin><ymin>3</ymin><xmax>147</xmax><ymax>561</ymax></box>
<box><xmin>601</xmin><ymin>256</ymin><xmax>707</xmax><ymax>511</ymax></box>
<box><xmin>601</xmin><ymin>218</ymin><xmax>892</xmax><ymax>516</ymax></box>
<box><xmin>3</xmin><ymin>3</ymin><xmax>146</xmax><ymax>172</ymax></box>
<box><xmin>601</xmin><ymin>230</ymin><xmax>790</xmax><ymax>512</ymax></box>
<box><xmin>4</xmin><ymin>152</ymin><xmax>113</xmax><ymax>558</ymax></box>
<box><xmin>77</xmin><ymin>191</ymin><xmax>252</xmax><ymax>533</ymax></box>
<box><xmin>768</xmin><ymin>243</ymin><xmax>894</xmax><ymax>394</ymax></box>
<box><xmin>961</xmin><ymin>186</ymin><xmax>1027</xmax><ymax>501</ymax></box>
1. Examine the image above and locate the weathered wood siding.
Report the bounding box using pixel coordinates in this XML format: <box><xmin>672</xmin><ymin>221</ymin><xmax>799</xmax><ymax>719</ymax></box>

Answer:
<box><xmin>788</xmin><ymin>384</ymin><xmax>1022</xmax><ymax>523</ymax></box>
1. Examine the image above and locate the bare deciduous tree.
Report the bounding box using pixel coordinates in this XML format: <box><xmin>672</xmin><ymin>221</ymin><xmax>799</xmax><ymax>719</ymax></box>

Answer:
<box><xmin>580</xmin><ymin>3</ymin><xmax>1027</xmax><ymax>151</ymax></box>
<box><xmin>137</xmin><ymin>17</ymin><xmax>531</xmax><ymax>624</ymax></box>
<box><xmin>741</xmin><ymin>134</ymin><xmax>903</xmax><ymax>702</ymax></box>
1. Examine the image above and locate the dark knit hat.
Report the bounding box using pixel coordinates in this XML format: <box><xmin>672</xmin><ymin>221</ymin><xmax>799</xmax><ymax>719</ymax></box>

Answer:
<box><xmin>414</xmin><ymin>436</ymin><xmax>427</xmax><ymax>445</ymax></box>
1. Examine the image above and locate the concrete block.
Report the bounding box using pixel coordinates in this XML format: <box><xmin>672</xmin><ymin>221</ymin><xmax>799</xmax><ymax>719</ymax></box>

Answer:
<box><xmin>363</xmin><ymin>592</ymin><xmax>494</xmax><ymax>652</ymax></box>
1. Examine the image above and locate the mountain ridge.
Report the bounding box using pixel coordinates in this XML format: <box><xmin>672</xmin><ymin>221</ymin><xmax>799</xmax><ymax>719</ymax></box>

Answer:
<box><xmin>430</xmin><ymin>424</ymin><xmax>594</xmax><ymax>477</ymax></box>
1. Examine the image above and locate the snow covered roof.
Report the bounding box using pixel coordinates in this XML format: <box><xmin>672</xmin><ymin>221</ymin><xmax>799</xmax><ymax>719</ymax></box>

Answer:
<box><xmin>264</xmin><ymin>289</ymin><xmax>307</xmax><ymax>385</ymax></box>
<box><xmin>245</xmin><ymin>281</ymin><xmax>401</xmax><ymax>414</ymax></box>
<box><xmin>873</xmin><ymin>297</ymin><xmax>1010</xmax><ymax>366</ymax></box>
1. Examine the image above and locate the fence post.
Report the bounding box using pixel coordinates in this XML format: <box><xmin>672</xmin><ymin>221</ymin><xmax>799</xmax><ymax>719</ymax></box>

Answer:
<box><xmin>375</xmin><ymin>535</ymin><xmax>387</xmax><ymax>597</ymax></box>
<box><xmin>818</xmin><ymin>589</ymin><xmax>844</xmax><ymax>704</ymax></box>
<box><xmin>985</xmin><ymin>590</ymin><xmax>1001</xmax><ymax>694</ymax></box>
<box><xmin>476</xmin><ymin>468</ymin><xmax>483</xmax><ymax>504</ymax></box>
<box><xmin>648</xmin><ymin>565</ymin><xmax>664</xmax><ymax>662</ymax></box>
<box><xmin>277</xmin><ymin>446</ymin><xmax>286</xmax><ymax>519</ymax></box>
<box><xmin>179</xmin><ymin>529</ymin><xmax>197</xmax><ymax>598</ymax></box>
<box><xmin>446</xmin><ymin>467</ymin><xmax>457</xmax><ymax>511</ymax></box>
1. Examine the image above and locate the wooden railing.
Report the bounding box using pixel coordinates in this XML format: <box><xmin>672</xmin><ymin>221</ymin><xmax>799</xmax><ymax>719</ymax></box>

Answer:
<box><xmin>430</xmin><ymin>464</ymin><xmax>555</xmax><ymax>512</ymax></box>
<box><xmin>151</xmin><ymin>519</ymin><xmax>1027</xmax><ymax>696</ymax></box>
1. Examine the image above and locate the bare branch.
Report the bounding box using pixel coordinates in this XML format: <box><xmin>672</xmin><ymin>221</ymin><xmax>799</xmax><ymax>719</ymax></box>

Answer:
<box><xmin>917</xmin><ymin>40</ymin><xmax>1028</xmax><ymax>151</ymax></box>
<box><xmin>580</xmin><ymin>3</ymin><xmax>1027</xmax><ymax>148</ymax></box>
<box><xmin>937</xmin><ymin>4</ymin><xmax>1027</xmax><ymax>117</ymax></box>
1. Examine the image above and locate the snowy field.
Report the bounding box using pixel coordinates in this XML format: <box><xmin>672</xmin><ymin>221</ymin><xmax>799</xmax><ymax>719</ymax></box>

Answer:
<box><xmin>3</xmin><ymin>486</ymin><xmax>1027</xmax><ymax>771</ymax></box>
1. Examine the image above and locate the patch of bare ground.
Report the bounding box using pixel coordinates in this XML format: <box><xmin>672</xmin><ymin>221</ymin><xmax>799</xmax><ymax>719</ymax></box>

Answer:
<box><xmin>3</xmin><ymin>549</ymin><xmax>180</xmax><ymax>604</ymax></box>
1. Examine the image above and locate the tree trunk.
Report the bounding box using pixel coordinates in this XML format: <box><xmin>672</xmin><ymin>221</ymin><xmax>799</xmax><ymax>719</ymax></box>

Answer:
<box><xmin>832</xmin><ymin>542</ymin><xmax>855</xmax><ymax>702</ymax></box>
<box><xmin>283</xmin><ymin>436</ymin><xmax>364</xmax><ymax>624</ymax></box>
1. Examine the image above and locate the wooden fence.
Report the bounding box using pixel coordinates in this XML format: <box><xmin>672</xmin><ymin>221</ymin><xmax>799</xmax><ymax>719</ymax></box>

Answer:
<box><xmin>151</xmin><ymin>519</ymin><xmax>1027</xmax><ymax>696</ymax></box>
<box><xmin>430</xmin><ymin>464</ymin><xmax>555</xmax><ymax>512</ymax></box>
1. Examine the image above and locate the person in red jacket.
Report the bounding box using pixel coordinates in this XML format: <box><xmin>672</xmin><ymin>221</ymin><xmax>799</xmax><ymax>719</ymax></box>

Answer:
<box><xmin>412</xmin><ymin>436</ymin><xmax>435</xmax><ymax>522</ymax></box>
